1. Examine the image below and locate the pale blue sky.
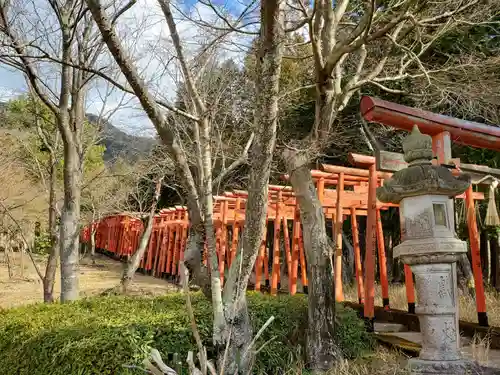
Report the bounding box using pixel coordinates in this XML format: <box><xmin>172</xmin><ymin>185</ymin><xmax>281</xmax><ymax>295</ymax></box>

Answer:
<box><xmin>0</xmin><ymin>0</ymin><xmax>255</xmax><ymax>137</ymax></box>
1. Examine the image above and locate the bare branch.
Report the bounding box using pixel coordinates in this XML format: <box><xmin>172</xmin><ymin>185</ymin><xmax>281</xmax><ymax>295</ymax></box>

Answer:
<box><xmin>0</xmin><ymin>200</ymin><xmax>44</xmax><ymax>281</ymax></box>
<box><xmin>212</xmin><ymin>132</ymin><xmax>254</xmax><ymax>189</ymax></box>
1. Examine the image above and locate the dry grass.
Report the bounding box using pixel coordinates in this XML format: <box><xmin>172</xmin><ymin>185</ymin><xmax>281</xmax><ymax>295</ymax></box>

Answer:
<box><xmin>343</xmin><ymin>283</ymin><xmax>500</xmax><ymax>327</ymax></box>
<box><xmin>0</xmin><ymin>252</ymin><xmax>178</xmax><ymax>309</ymax></box>
<box><xmin>283</xmin><ymin>347</ymin><xmax>410</xmax><ymax>375</ymax></box>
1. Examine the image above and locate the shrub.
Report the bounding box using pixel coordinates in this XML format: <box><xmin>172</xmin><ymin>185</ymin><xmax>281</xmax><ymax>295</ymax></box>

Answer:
<box><xmin>33</xmin><ymin>231</ymin><xmax>52</xmax><ymax>254</ymax></box>
<box><xmin>0</xmin><ymin>293</ymin><xmax>372</xmax><ymax>374</ymax></box>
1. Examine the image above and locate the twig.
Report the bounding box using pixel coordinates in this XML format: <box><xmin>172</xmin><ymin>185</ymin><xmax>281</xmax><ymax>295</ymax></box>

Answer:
<box><xmin>150</xmin><ymin>349</ymin><xmax>178</xmax><ymax>375</ymax></box>
<box><xmin>0</xmin><ymin>201</ymin><xmax>44</xmax><ymax>281</ymax></box>
<box><xmin>241</xmin><ymin>316</ymin><xmax>275</xmax><ymax>361</ymax></box>
<box><xmin>180</xmin><ymin>263</ymin><xmax>208</xmax><ymax>373</ymax></box>
<box><xmin>187</xmin><ymin>351</ymin><xmax>204</xmax><ymax>375</ymax></box>
<box><xmin>142</xmin><ymin>359</ymin><xmax>166</xmax><ymax>375</ymax></box>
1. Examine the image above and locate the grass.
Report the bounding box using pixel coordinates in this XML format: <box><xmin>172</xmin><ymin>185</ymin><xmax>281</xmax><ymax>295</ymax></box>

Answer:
<box><xmin>343</xmin><ymin>283</ymin><xmax>500</xmax><ymax>327</ymax></box>
<box><xmin>281</xmin><ymin>346</ymin><xmax>410</xmax><ymax>375</ymax></box>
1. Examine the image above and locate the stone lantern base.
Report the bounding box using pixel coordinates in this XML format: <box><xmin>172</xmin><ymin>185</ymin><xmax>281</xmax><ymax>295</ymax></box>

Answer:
<box><xmin>409</xmin><ymin>358</ymin><xmax>479</xmax><ymax>375</ymax></box>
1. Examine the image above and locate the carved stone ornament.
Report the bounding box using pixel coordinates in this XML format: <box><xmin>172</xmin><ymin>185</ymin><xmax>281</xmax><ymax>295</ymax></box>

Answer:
<box><xmin>409</xmin><ymin>358</ymin><xmax>484</xmax><ymax>375</ymax></box>
<box><xmin>376</xmin><ymin>125</ymin><xmax>471</xmax><ymax>204</ymax></box>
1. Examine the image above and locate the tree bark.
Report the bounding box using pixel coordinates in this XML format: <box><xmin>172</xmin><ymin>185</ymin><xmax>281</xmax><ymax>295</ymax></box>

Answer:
<box><xmin>458</xmin><ymin>253</ymin><xmax>476</xmax><ymax>298</ymax></box>
<box><xmin>216</xmin><ymin>1</ymin><xmax>285</xmax><ymax>373</ymax></box>
<box><xmin>485</xmin><ymin>233</ymin><xmax>491</xmax><ymax>285</ymax></box>
<box><xmin>59</xmin><ymin>139</ymin><xmax>81</xmax><ymax>302</ymax></box>
<box><xmin>43</xmin><ymin>157</ymin><xmax>59</xmax><ymax>303</ymax></box>
<box><xmin>342</xmin><ymin>232</ymin><xmax>354</xmax><ymax>285</ymax></box>
<box><xmin>493</xmin><ymin>233</ymin><xmax>500</xmax><ymax>291</ymax></box>
<box><xmin>121</xmin><ymin>177</ymin><xmax>163</xmax><ymax>293</ymax></box>
<box><xmin>283</xmin><ymin>150</ymin><xmax>339</xmax><ymax>371</ymax></box>
<box><xmin>90</xmin><ymin>228</ymin><xmax>96</xmax><ymax>264</ymax></box>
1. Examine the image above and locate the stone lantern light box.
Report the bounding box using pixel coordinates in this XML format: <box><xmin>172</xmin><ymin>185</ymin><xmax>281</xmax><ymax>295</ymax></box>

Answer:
<box><xmin>377</xmin><ymin>125</ymin><xmax>477</xmax><ymax>374</ymax></box>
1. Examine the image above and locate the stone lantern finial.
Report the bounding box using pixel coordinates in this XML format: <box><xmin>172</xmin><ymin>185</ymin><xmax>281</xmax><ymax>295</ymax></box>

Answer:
<box><xmin>376</xmin><ymin>125</ymin><xmax>471</xmax><ymax>204</ymax></box>
<box><xmin>403</xmin><ymin>125</ymin><xmax>433</xmax><ymax>164</ymax></box>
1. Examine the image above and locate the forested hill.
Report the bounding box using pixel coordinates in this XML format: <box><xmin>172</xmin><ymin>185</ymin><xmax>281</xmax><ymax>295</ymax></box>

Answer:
<box><xmin>85</xmin><ymin>114</ymin><xmax>156</xmax><ymax>163</ymax></box>
<box><xmin>0</xmin><ymin>101</ymin><xmax>156</xmax><ymax>163</ymax></box>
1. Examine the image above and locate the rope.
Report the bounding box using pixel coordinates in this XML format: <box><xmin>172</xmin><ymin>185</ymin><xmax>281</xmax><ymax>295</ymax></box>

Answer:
<box><xmin>485</xmin><ymin>179</ymin><xmax>500</xmax><ymax>227</ymax></box>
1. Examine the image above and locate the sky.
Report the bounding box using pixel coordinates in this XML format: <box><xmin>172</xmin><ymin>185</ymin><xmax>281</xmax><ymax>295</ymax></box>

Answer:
<box><xmin>0</xmin><ymin>0</ymin><xmax>256</xmax><ymax>138</ymax></box>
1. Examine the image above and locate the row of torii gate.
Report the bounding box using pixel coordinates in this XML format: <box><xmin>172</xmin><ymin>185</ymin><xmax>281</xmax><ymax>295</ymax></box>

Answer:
<box><xmin>84</xmin><ymin>96</ymin><xmax>500</xmax><ymax>327</ymax></box>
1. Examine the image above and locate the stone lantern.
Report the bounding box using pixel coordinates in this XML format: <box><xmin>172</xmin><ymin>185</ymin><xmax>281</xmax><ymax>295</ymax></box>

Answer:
<box><xmin>377</xmin><ymin>125</ymin><xmax>474</xmax><ymax>375</ymax></box>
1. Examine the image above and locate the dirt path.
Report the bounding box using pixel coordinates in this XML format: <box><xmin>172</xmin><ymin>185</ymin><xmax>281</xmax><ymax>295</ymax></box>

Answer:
<box><xmin>0</xmin><ymin>251</ymin><xmax>178</xmax><ymax>309</ymax></box>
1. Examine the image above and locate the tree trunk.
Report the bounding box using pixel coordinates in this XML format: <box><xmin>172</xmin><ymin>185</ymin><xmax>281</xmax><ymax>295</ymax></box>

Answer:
<box><xmin>486</xmin><ymin>234</ymin><xmax>491</xmax><ymax>285</ymax></box>
<box><xmin>215</xmin><ymin>2</ymin><xmax>285</xmax><ymax>373</ymax></box>
<box><xmin>283</xmin><ymin>150</ymin><xmax>339</xmax><ymax>371</ymax></box>
<box><xmin>44</xmin><ymin>157</ymin><xmax>59</xmax><ymax>303</ymax></box>
<box><xmin>386</xmin><ymin>232</ymin><xmax>394</xmax><ymax>281</ymax></box>
<box><xmin>121</xmin><ymin>177</ymin><xmax>163</xmax><ymax>293</ymax></box>
<box><xmin>90</xmin><ymin>228</ymin><xmax>96</xmax><ymax>265</ymax></box>
<box><xmin>121</xmin><ymin>219</ymin><xmax>153</xmax><ymax>293</ymax></box>
<box><xmin>494</xmin><ymin>233</ymin><xmax>500</xmax><ymax>291</ymax></box>
<box><xmin>342</xmin><ymin>232</ymin><xmax>354</xmax><ymax>285</ymax></box>
<box><xmin>458</xmin><ymin>253</ymin><xmax>476</xmax><ymax>298</ymax></box>
<box><xmin>59</xmin><ymin>141</ymin><xmax>81</xmax><ymax>302</ymax></box>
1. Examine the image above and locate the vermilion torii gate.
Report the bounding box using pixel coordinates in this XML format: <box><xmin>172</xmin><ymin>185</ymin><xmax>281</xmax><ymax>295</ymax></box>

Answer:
<box><xmin>360</xmin><ymin>95</ymin><xmax>500</xmax><ymax>327</ymax></box>
<box><xmin>82</xmin><ymin>96</ymin><xmax>499</xmax><ymax>331</ymax></box>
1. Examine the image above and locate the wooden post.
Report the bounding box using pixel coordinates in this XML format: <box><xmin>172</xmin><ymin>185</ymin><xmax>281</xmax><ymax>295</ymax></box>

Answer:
<box><xmin>219</xmin><ymin>201</ymin><xmax>228</xmax><ymax>285</ymax></box>
<box><xmin>271</xmin><ymin>191</ymin><xmax>282</xmax><ymax>295</ymax></box>
<box><xmin>172</xmin><ymin>223</ymin><xmax>182</xmax><ymax>276</ymax></box>
<box><xmin>291</xmin><ymin>206</ymin><xmax>300</xmax><ymax>295</ymax></box>
<box><xmin>154</xmin><ymin>214</ymin><xmax>169</xmax><ymax>276</ymax></box>
<box><xmin>364</xmin><ymin>163</ymin><xmax>377</xmax><ymax>331</ymax></box>
<box><xmin>317</xmin><ymin>177</ymin><xmax>325</xmax><ymax>204</ymax></box>
<box><xmin>144</xmin><ymin>229</ymin><xmax>156</xmax><ymax>271</ymax></box>
<box><xmin>335</xmin><ymin>172</ymin><xmax>345</xmax><ymax>301</ymax></box>
<box><xmin>376</xmin><ymin>209</ymin><xmax>390</xmax><ymax>310</ymax></box>
<box><xmin>350</xmin><ymin>207</ymin><xmax>365</xmax><ymax>304</ymax></box>
<box><xmin>264</xmin><ymin>227</ymin><xmax>270</xmax><ymax>288</ymax></box>
<box><xmin>165</xmin><ymin>212</ymin><xmax>177</xmax><ymax>274</ymax></box>
<box><xmin>404</xmin><ymin>264</ymin><xmax>416</xmax><ymax>313</ymax></box>
<box><xmin>178</xmin><ymin>223</ymin><xmax>188</xmax><ymax>275</ymax></box>
<box><xmin>215</xmin><ymin>224</ymin><xmax>222</xmax><ymax>263</ymax></box>
<box><xmin>466</xmin><ymin>184</ymin><xmax>488</xmax><ymax>326</ymax></box>
<box><xmin>282</xmin><ymin>216</ymin><xmax>292</xmax><ymax>293</ymax></box>
<box><xmin>255</xmin><ymin>215</ymin><xmax>268</xmax><ymax>291</ymax></box>
<box><xmin>173</xmin><ymin>211</ymin><xmax>185</xmax><ymax>275</ymax></box>
<box><xmin>230</xmin><ymin>198</ymin><xmax>241</xmax><ymax>267</ymax></box>
<box><xmin>299</xmin><ymin>223</ymin><xmax>308</xmax><ymax>291</ymax></box>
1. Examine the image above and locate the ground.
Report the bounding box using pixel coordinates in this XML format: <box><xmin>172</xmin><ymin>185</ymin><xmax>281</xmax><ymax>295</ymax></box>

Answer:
<box><xmin>0</xmin><ymin>251</ymin><xmax>179</xmax><ymax>309</ymax></box>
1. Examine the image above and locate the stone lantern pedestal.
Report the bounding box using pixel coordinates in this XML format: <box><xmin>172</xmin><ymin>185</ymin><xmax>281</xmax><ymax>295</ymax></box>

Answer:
<box><xmin>377</xmin><ymin>126</ymin><xmax>476</xmax><ymax>375</ymax></box>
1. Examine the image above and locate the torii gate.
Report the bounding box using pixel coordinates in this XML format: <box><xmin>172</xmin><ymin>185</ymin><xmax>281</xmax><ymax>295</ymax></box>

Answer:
<box><xmin>360</xmin><ymin>95</ymin><xmax>500</xmax><ymax>328</ymax></box>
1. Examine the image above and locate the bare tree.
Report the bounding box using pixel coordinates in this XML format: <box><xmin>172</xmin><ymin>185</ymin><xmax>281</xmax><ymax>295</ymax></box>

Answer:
<box><xmin>193</xmin><ymin>0</ymin><xmax>499</xmax><ymax>370</ymax></box>
<box><xmin>279</xmin><ymin>0</ymin><xmax>500</xmax><ymax>369</ymax></box>
<box><xmin>0</xmin><ymin>0</ymin><xmax>130</xmax><ymax>301</ymax></box>
<box><xmin>84</xmin><ymin>0</ymin><xmax>286</xmax><ymax>372</ymax></box>
<box><xmin>21</xmin><ymin>91</ymin><xmax>62</xmax><ymax>302</ymax></box>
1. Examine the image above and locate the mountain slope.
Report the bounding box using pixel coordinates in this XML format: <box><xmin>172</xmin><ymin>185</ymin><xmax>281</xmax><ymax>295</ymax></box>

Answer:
<box><xmin>85</xmin><ymin>114</ymin><xmax>156</xmax><ymax>163</ymax></box>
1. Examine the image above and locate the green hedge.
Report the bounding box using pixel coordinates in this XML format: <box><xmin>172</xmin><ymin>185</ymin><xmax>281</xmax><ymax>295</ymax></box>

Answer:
<box><xmin>0</xmin><ymin>292</ymin><xmax>372</xmax><ymax>374</ymax></box>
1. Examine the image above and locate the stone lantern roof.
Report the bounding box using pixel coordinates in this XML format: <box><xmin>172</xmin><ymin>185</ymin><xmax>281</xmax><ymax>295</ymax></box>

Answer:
<box><xmin>377</xmin><ymin>125</ymin><xmax>471</xmax><ymax>204</ymax></box>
